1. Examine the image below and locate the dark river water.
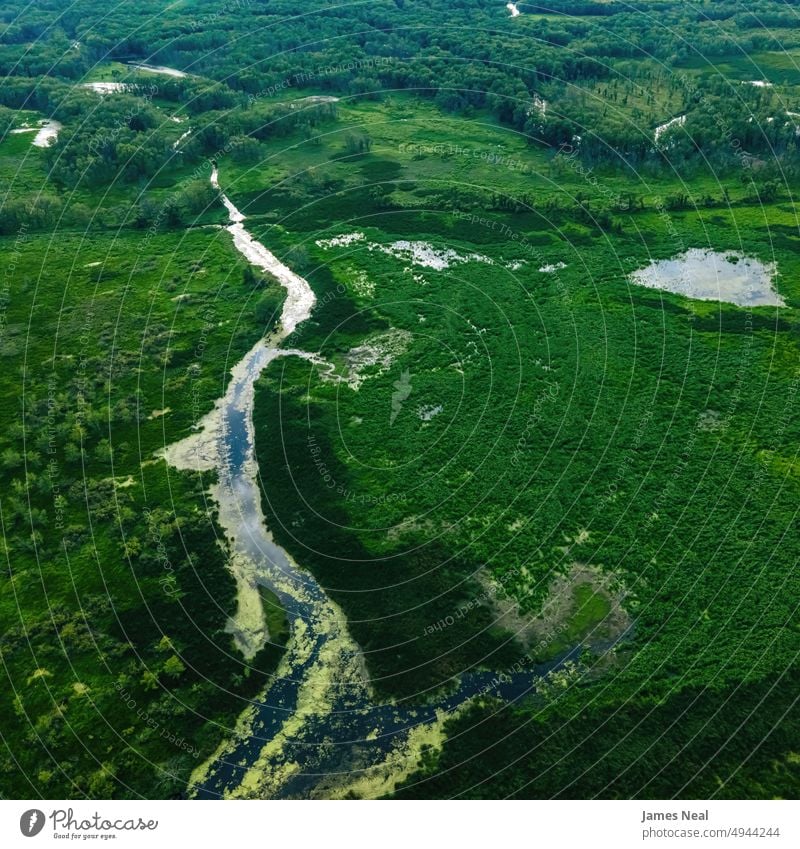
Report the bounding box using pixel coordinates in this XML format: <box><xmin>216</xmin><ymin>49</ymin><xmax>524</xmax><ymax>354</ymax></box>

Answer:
<box><xmin>168</xmin><ymin>169</ymin><xmax>596</xmax><ymax>799</ymax></box>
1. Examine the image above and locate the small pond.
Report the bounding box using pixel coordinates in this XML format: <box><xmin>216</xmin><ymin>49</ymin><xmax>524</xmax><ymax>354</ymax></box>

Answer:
<box><xmin>629</xmin><ymin>249</ymin><xmax>784</xmax><ymax>307</ymax></box>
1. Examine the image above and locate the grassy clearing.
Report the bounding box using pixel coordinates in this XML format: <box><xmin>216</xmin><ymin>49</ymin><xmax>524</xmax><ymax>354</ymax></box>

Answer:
<box><xmin>546</xmin><ymin>582</ymin><xmax>615</xmax><ymax>657</ymax></box>
<box><xmin>679</xmin><ymin>50</ymin><xmax>800</xmax><ymax>87</ymax></box>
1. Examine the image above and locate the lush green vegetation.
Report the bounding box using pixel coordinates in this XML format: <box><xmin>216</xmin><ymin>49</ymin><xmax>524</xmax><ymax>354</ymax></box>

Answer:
<box><xmin>244</xmin><ymin>86</ymin><xmax>800</xmax><ymax>797</ymax></box>
<box><xmin>0</xmin><ymin>225</ymin><xmax>288</xmax><ymax>796</ymax></box>
<box><xmin>395</xmin><ymin>669</ymin><xmax>800</xmax><ymax>798</ymax></box>
<box><xmin>249</xmin><ymin>98</ymin><xmax>800</xmax><ymax>686</ymax></box>
<box><xmin>258</xmin><ymin>586</ymin><xmax>288</xmax><ymax>647</ymax></box>
<box><xmin>0</xmin><ymin>0</ymin><xmax>799</xmax><ymax>800</ymax></box>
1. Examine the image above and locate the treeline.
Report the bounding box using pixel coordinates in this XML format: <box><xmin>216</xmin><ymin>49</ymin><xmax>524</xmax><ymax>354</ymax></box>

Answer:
<box><xmin>4</xmin><ymin>0</ymin><xmax>800</xmax><ymax>178</ymax></box>
<box><xmin>0</xmin><ymin>72</ymin><xmax>339</xmax><ymax>233</ymax></box>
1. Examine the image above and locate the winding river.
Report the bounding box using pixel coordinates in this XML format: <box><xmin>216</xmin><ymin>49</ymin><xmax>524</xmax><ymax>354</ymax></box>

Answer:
<box><xmin>163</xmin><ymin>166</ymin><xmax>576</xmax><ymax>799</ymax></box>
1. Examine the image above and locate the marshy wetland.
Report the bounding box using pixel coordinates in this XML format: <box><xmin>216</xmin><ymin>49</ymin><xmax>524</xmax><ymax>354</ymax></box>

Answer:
<box><xmin>0</xmin><ymin>0</ymin><xmax>799</xmax><ymax>803</ymax></box>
